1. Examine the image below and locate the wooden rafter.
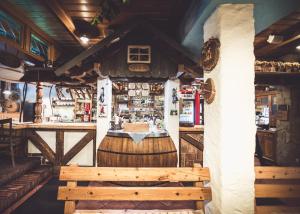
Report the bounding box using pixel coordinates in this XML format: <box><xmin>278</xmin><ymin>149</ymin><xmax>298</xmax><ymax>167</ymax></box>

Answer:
<box><xmin>256</xmin><ymin>32</ymin><xmax>300</xmax><ymax>58</ymax></box>
<box><xmin>43</xmin><ymin>0</ymin><xmax>84</xmax><ymax>47</ymax></box>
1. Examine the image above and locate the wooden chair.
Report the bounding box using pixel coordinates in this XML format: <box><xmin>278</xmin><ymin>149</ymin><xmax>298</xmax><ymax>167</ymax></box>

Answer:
<box><xmin>58</xmin><ymin>164</ymin><xmax>211</xmax><ymax>214</ymax></box>
<box><xmin>0</xmin><ymin>118</ymin><xmax>15</xmax><ymax>167</ymax></box>
<box><xmin>255</xmin><ymin>166</ymin><xmax>300</xmax><ymax>214</ymax></box>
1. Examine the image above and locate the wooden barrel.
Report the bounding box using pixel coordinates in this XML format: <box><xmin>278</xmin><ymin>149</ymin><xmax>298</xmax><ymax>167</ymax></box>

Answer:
<box><xmin>97</xmin><ymin>135</ymin><xmax>177</xmax><ymax>185</ymax></box>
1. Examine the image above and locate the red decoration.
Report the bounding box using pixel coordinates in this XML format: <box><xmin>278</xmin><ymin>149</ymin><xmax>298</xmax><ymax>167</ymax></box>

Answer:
<box><xmin>195</xmin><ymin>90</ymin><xmax>200</xmax><ymax>125</ymax></box>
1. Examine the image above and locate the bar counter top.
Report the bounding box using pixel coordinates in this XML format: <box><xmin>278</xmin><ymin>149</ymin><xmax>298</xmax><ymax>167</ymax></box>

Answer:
<box><xmin>179</xmin><ymin>125</ymin><xmax>204</xmax><ymax>132</ymax></box>
<box><xmin>107</xmin><ymin>129</ymin><xmax>169</xmax><ymax>138</ymax></box>
<box><xmin>256</xmin><ymin>128</ymin><xmax>277</xmax><ymax>134</ymax></box>
<box><xmin>11</xmin><ymin>122</ymin><xmax>96</xmax><ymax>130</ymax></box>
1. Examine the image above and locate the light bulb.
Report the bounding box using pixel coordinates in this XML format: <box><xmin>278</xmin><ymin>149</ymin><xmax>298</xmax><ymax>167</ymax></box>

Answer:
<box><xmin>80</xmin><ymin>35</ymin><xmax>89</xmax><ymax>44</ymax></box>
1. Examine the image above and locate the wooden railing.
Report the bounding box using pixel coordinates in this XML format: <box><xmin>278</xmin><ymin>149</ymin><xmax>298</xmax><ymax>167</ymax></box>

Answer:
<box><xmin>58</xmin><ymin>164</ymin><xmax>211</xmax><ymax>214</ymax></box>
<box><xmin>255</xmin><ymin>166</ymin><xmax>300</xmax><ymax>214</ymax></box>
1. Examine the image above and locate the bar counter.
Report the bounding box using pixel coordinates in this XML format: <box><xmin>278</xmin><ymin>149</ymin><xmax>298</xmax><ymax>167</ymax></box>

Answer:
<box><xmin>7</xmin><ymin>122</ymin><xmax>97</xmax><ymax>167</ymax></box>
<box><xmin>11</xmin><ymin>122</ymin><xmax>96</xmax><ymax>130</ymax></box>
<box><xmin>179</xmin><ymin>125</ymin><xmax>204</xmax><ymax>133</ymax></box>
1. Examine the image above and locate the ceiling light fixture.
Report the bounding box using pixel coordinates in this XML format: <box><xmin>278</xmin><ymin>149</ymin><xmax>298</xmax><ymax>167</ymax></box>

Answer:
<box><xmin>80</xmin><ymin>35</ymin><xmax>89</xmax><ymax>44</ymax></box>
<box><xmin>267</xmin><ymin>34</ymin><xmax>284</xmax><ymax>44</ymax></box>
<box><xmin>296</xmin><ymin>45</ymin><xmax>300</xmax><ymax>50</ymax></box>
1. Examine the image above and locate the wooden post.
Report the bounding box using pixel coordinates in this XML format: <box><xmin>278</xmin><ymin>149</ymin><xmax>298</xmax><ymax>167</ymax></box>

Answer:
<box><xmin>34</xmin><ymin>82</ymin><xmax>43</xmax><ymax>123</ymax></box>
<box><xmin>64</xmin><ymin>164</ymin><xmax>78</xmax><ymax>214</ymax></box>
<box><xmin>55</xmin><ymin>130</ymin><xmax>64</xmax><ymax>173</ymax></box>
<box><xmin>194</xmin><ymin>163</ymin><xmax>205</xmax><ymax>213</ymax></box>
<box><xmin>64</xmin><ymin>181</ymin><xmax>76</xmax><ymax>214</ymax></box>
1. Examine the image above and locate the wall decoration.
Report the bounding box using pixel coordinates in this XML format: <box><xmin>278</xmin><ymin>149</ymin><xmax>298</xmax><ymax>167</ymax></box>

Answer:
<box><xmin>200</xmin><ymin>38</ymin><xmax>220</xmax><ymax>72</ymax></box>
<box><xmin>202</xmin><ymin>78</ymin><xmax>216</xmax><ymax>104</ymax></box>
<box><xmin>277</xmin><ymin>104</ymin><xmax>289</xmax><ymax>121</ymax></box>
<box><xmin>98</xmin><ymin>104</ymin><xmax>108</xmax><ymax>117</ymax></box>
<box><xmin>255</xmin><ymin>60</ymin><xmax>300</xmax><ymax>73</ymax></box>
<box><xmin>128</xmin><ymin>63</ymin><xmax>150</xmax><ymax>72</ymax></box>
<box><xmin>99</xmin><ymin>87</ymin><xmax>105</xmax><ymax>103</ymax></box>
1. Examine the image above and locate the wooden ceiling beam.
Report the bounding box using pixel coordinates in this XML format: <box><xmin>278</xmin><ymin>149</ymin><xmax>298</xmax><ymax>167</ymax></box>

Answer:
<box><xmin>43</xmin><ymin>0</ymin><xmax>85</xmax><ymax>47</ymax></box>
<box><xmin>255</xmin><ymin>32</ymin><xmax>300</xmax><ymax>58</ymax></box>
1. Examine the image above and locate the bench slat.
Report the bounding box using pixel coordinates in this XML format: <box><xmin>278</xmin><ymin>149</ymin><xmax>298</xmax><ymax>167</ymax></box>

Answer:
<box><xmin>59</xmin><ymin>167</ymin><xmax>210</xmax><ymax>182</ymax></box>
<box><xmin>58</xmin><ymin>186</ymin><xmax>212</xmax><ymax>201</ymax></box>
<box><xmin>255</xmin><ymin>167</ymin><xmax>300</xmax><ymax>179</ymax></box>
<box><xmin>255</xmin><ymin>184</ymin><xmax>300</xmax><ymax>198</ymax></box>
<box><xmin>256</xmin><ymin>206</ymin><xmax>300</xmax><ymax>214</ymax></box>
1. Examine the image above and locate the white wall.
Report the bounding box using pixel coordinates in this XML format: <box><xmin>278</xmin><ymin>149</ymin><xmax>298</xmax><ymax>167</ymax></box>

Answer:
<box><xmin>96</xmin><ymin>78</ymin><xmax>112</xmax><ymax>158</ymax></box>
<box><xmin>203</xmin><ymin>4</ymin><xmax>256</xmax><ymax>214</ymax></box>
<box><xmin>164</xmin><ymin>79</ymin><xmax>180</xmax><ymax>159</ymax></box>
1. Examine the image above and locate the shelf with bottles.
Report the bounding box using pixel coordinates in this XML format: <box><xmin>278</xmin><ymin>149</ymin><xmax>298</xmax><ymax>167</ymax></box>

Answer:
<box><xmin>52</xmin><ymin>97</ymin><xmax>75</xmax><ymax>107</ymax></box>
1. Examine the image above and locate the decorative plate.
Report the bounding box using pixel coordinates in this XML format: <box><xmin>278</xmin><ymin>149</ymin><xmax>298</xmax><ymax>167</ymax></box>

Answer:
<box><xmin>142</xmin><ymin>83</ymin><xmax>149</xmax><ymax>90</ymax></box>
<box><xmin>203</xmin><ymin>78</ymin><xmax>216</xmax><ymax>104</ymax></box>
<box><xmin>200</xmin><ymin>38</ymin><xmax>220</xmax><ymax>72</ymax></box>
<box><xmin>128</xmin><ymin>83</ymin><xmax>135</xmax><ymax>90</ymax></box>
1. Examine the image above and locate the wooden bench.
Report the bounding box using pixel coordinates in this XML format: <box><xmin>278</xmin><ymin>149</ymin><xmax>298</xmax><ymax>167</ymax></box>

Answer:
<box><xmin>255</xmin><ymin>166</ymin><xmax>300</xmax><ymax>214</ymax></box>
<box><xmin>58</xmin><ymin>164</ymin><xmax>211</xmax><ymax>214</ymax></box>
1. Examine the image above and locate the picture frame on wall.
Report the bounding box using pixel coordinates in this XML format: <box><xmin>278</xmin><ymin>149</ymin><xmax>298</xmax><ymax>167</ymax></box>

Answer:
<box><xmin>98</xmin><ymin>104</ymin><xmax>108</xmax><ymax>117</ymax></box>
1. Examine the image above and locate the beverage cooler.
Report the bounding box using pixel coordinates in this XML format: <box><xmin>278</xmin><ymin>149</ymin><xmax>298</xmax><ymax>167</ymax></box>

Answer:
<box><xmin>179</xmin><ymin>93</ymin><xmax>195</xmax><ymax>127</ymax></box>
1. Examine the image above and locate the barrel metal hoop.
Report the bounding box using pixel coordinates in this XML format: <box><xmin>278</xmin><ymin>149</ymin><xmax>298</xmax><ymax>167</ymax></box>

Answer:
<box><xmin>97</xmin><ymin>149</ymin><xmax>177</xmax><ymax>156</ymax></box>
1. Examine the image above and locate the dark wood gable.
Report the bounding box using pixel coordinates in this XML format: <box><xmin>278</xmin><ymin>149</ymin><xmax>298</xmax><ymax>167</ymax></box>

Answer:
<box><xmin>52</xmin><ymin>20</ymin><xmax>201</xmax><ymax>86</ymax></box>
<box><xmin>100</xmin><ymin>27</ymin><xmax>177</xmax><ymax>79</ymax></box>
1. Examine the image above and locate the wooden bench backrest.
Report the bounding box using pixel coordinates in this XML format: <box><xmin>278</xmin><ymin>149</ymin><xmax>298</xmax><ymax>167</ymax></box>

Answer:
<box><xmin>255</xmin><ymin>166</ymin><xmax>300</xmax><ymax>214</ymax></box>
<box><xmin>58</xmin><ymin>165</ymin><xmax>211</xmax><ymax>214</ymax></box>
<box><xmin>59</xmin><ymin>166</ymin><xmax>211</xmax><ymax>182</ymax></box>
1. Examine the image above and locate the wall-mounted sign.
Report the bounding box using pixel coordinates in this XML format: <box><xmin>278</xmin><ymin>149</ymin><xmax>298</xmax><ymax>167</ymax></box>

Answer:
<box><xmin>200</xmin><ymin>38</ymin><xmax>220</xmax><ymax>72</ymax></box>
<box><xmin>128</xmin><ymin>63</ymin><xmax>150</xmax><ymax>72</ymax></box>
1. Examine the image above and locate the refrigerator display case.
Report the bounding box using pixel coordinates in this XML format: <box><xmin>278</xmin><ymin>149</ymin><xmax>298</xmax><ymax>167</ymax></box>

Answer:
<box><xmin>179</xmin><ymin>93</ymin><xmax>195</xmax><ymax>127</ymax></box>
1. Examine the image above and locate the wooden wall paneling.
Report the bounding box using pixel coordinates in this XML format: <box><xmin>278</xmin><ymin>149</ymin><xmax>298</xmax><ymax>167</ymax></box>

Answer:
<box><xmin>62</xmin><ymin>130</ymin><xmax>95</xmax><ymax>165</ymax></box>
<box><xmin>27</xmin><ymin>130</ymin><xmax>56</xmax><ymax>164</ymax></box>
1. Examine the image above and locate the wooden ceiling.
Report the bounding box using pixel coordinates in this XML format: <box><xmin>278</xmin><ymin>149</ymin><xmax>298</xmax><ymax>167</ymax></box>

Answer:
<box><xmin>255</xmin><ymin>10</ymin><xmax>300</xmax><ymax>61</ymax></box>
<box><xmin>7</xmin><ymin>0</ymin><xmax>192</xmax><ymax>52</ymax></box>
<box><xmin>8</xmin><ymin>0</ymin><xmax>80</xmax><ymax>50</ymax></box>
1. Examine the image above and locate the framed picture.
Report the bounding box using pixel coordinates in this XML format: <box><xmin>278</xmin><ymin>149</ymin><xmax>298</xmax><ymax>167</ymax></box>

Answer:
<box><xmin>98</xmin><ymin>104</ymin><xmax>108</xmax><ymax>117</ymax></box>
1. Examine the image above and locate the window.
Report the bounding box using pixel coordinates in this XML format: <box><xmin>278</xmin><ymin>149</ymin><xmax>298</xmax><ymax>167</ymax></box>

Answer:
<box><xmin>30</xmin><ymin>33</ymin><xmax>48</xmax><ymax>60</ymax></box>
<box><xmin>127</xmin><ymin>45</ymin><xmax>151</xmax><ymax>63</ymax></box>
<box><xmin>0</xmin><ymin>10</ymin><xmax>22</xmax><ymax>44</ymax></box>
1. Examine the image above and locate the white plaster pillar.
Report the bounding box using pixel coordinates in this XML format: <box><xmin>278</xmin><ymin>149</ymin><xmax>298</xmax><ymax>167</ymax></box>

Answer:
<box><xmin>96</xmin><ymin>78</ymin><xmax>112</xmax><ymax>157</ymax></box>
<box><xmin>164</xmin><ymin>79</ymin><xmax>180</xmax><ymax>159</ymax></box>
<box><xmin>203</xmin><ymin>4</ymin><xmax>256</xmax><ymax>214</ymax></box>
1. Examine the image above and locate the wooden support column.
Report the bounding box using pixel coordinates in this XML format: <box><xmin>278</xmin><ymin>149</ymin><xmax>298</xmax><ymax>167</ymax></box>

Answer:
<box><xmin>34</xmin><ymin>82</ymin><xmax>43</xmax><ymax>123</ymax></box>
